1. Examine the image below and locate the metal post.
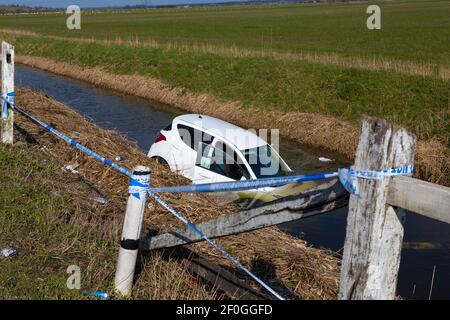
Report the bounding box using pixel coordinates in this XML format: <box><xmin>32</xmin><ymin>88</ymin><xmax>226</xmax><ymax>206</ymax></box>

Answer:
<box><xmin>115</xmin><ymin>166</ymin><xmax>150</xmax><ymax>297</ymax></box>
<box><xmin>1</xmin><ymin>41</ymin><xmax>14</xmax><ymax>144</ymax></box>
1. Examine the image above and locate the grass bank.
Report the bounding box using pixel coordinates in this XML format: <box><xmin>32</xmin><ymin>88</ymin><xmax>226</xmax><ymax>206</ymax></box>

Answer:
<box><xmin>0</xmin><ymin>87</ymin><xmax>341</xmax><ymax>299</ymax></box>
<box><xmin>0</xmin><ymin>144</ymin><xmax>214</xmax><ymax>299</ymax></box>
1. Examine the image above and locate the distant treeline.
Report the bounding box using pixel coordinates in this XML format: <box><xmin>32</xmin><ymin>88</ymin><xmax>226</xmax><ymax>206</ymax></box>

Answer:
<box><xmin>0</xmin><ymin>0</ymin><xmax>361</xmax><ymax>14</ymax></box>
<box><xmin>0</xmin><ymin>5</ymin><xmax>59</xmax><ymax>14</ymax></box>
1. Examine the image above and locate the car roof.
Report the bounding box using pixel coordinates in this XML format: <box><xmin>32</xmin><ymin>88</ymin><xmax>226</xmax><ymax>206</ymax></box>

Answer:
<box><xmin>173</xmin><ymin>114</ymin><xmax>267</xmax><ymax>150</ymax></box>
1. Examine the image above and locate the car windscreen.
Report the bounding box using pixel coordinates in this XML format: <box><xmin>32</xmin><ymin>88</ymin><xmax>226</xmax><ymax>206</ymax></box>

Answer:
<box><xmin>241</xmin><ymin>145</ymin><xmax>286</xmax><ymax>179</ymax></box>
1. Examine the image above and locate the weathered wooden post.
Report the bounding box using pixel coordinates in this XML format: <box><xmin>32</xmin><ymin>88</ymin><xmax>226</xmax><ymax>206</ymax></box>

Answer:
<box><xmin>338</xmin><ymin>116</ymin><xmax>416</xmax><ymax>300</ymax></box>
<box><xmin>1</xmin><ymin>41</ymin><xmax>14</xmax><ymax>144</ymax></box>
<box><xmin>115</xmin><ymin>166</ymin><xmax>150</xmax><ymax>297</ymax></box>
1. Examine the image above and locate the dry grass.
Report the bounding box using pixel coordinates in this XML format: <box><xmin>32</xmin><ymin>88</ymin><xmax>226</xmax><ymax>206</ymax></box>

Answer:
<box><xmin>15</xmin><ymin>56</ymin><xmax>450</xmax><ymax>186</ymax></box>
<box><xmin>0</xmin><ymin>142</ymin><xmax>214</xmax><ymax>300</ymax></box>
<box><xmin>11</xmin><ymin>87</ymin><xmax>341</xmax><ymax>299</ymax></box>
<box><xmin>2</xmin><ymin>28</ymin><xmax>449</xmax><ymax>80</ymax></box>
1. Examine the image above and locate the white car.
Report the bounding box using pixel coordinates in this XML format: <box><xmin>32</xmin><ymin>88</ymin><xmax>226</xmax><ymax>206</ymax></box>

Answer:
<box><xmin>148</xmin><ymin>114</ymin><xmax>292</xmax><ymax>186</ymax></box>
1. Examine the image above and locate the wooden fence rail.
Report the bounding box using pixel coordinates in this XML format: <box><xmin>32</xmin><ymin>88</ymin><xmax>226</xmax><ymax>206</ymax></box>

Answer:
<box><xmin>387</xmin><ymin>176</ymin><xmax>450</xmax><ymax>225</ymax></box>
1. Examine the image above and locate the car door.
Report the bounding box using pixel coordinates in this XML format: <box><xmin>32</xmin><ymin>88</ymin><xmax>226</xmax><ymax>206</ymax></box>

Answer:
<box><xmin>191</xmin><ymin>132</ymin><xmax>218</xmax><ymax>184</ymax></box>
<box><xmin>196</xmin><ymin>139</ymin><xmax>252</xmax><ymax>183</ymax></box>
<box><xmin>171</xmin><ymin>123</ymin><xmax>199</xmax><ymax>180</ymax></box>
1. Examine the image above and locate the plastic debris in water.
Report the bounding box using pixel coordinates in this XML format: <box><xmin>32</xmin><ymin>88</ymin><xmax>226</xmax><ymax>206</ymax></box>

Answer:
<box><xmin>89</xmin><ymin>195</ymin><xmax>109</xmax><ymax>205</ymax></box>
<box><xmin>318</xmin><ymin>157</ymin><xmax>333</xmax><ymax>162</ymax></box>
<box><xmin>1</xmin><ymin>247</ymin><xmax>18</xmax><ymax>258</ymax></box>
<box><xmin>115</xmin><ymin>156</ymin><xmax>123</xmax><ymax>162</ymax></box>
<box><xmin>82</xmin><ymin>289</ymin><xmax>109</xmax><ymax>300</ymax></box>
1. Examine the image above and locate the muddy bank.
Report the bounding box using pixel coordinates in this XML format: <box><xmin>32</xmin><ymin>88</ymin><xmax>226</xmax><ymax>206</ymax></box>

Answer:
<box><xmin>11</xmin><ymin>87</ymin><xmax>341</xmax><ymax>299</ymax></box>
<box><xmin>15</xmin><ymin>55</ymin><xmax>449</xmax><ymax>186</ymax></box>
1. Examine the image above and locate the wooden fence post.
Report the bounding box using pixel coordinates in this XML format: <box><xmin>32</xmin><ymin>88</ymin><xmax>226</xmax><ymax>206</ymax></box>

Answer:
<box><xmin>115</xmin><ymin>166</ymin><xmax>150</xmax><ymax>297</ymax></box>
<box><xmin>338</xmin><ymin>116</ymin><xmax>416</xmax><ymax>300</ymax></box>
<box><xmin>1</xmin><ymin>41</ymin><xmax>14</xmax><ymax>144</ymax></box>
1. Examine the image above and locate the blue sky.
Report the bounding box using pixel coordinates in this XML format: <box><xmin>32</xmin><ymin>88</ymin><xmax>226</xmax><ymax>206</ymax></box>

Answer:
<box><xmin>0</xmin><ymin>0</ymin><xmax>245</xmax><ymax>8</ymax></box>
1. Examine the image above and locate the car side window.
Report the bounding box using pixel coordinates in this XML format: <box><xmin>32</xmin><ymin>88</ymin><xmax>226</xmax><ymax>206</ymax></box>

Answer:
<box><xmin>196</xmin><ymin>141</ymin><xmax>250</xmax><ymax>180</ymax></box>
<box><xmin>177</xmin><ymin>124</ymin><xmax>214</xmax><ymax>152</ymax></box>
<box><xmin>177</xmin><ymin>124</ymin><xmax>196</xmax><ymax>150</ymax></box>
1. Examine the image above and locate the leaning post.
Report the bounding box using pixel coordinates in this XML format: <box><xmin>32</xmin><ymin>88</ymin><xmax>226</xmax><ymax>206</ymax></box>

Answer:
<box><xmin>338</xmin><ymin>116</ymin><xmax>416</xmax><ymax>300</ymax></box>
<box><xmin>1</xmin><ymin>41</ymin><xmax>14</xmax><ymax>144</ymax></box>
<box><xmin>115</xmin><ymin>166</ymin><xmax>151</xmax><ymax>297</ymax></box>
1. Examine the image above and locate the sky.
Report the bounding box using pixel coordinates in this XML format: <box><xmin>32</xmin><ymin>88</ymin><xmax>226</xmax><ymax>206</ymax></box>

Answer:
<box><xmin>0</xmin><ymin>0</ymin><xmax>246</xmax><ymax>8</ymax></box>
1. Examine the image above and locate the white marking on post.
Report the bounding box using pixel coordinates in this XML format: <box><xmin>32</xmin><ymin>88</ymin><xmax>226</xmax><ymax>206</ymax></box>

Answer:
<box><xmin>115</xmin><ymin>166</ymin><xmax>150</xmax><ymax>297</ymax></box>
<box><xmin>1</xmin><ymin>41</ymin><xmax>14</xmax><ymax>144</ymax></box>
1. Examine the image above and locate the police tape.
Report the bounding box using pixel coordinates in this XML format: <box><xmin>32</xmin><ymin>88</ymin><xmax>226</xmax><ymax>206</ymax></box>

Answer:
<box><xmin>149</xmin><ymin>171</ymin><xmax>339</xmax><ymax>193</ymax></box>
<box><xmin>338</xmin><ymin>165</ymin><xmax>414</xmax><ymax>197</ymax></box>
<box><xmin>149</xmin><ymin>190</ymin><xmax>285</xmax><ymax>300</ymax></box>
<box><xmin>2</xmin><ymin>92</ymin><xmax>14</xmax><ymax>120</ymax></box>
<box><xmin>6</xmin><ymin>95</ymin><xmax>414</xmax><ymax>299</ymax></box>
<box><xmin>147</xmin><ymin>165</ymin><xmax>413</xmax><ymax>195</ymax></box>
<box><xmin>7</xmin><ymin>97</ymin><xmax>285</xmax><ymax>300</ymax></box>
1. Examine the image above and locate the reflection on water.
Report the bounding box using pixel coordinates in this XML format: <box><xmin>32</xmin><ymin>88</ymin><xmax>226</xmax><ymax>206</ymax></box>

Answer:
<box><xmin>16</xmin><ymin>64</ymin><xmax>450</xmax><ymax>299</ymax></box>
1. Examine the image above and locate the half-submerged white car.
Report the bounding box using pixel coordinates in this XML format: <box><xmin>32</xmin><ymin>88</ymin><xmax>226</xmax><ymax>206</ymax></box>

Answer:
<box><xmin>148</xmin><ymin>114</ymin><xmax>317</xmax><ymax>202</ymax></box>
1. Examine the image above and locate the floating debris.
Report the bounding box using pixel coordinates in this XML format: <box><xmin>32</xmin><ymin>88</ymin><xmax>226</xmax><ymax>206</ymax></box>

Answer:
<box><xmin>402</xmin><ymin>242</ymin><xmax>442</xmax><ymax>250</ymax></box>
<box><xmin>1</xmin><ymin>247</ymin><xmax>18</xmax><ymax>258</ymax></box>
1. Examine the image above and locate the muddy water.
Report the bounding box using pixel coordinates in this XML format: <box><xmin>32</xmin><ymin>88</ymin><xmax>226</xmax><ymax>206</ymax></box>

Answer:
<box><xmin>16</xmin><ymin>64</ymin><xmax>449</xmax><ymax>299</ymax></box>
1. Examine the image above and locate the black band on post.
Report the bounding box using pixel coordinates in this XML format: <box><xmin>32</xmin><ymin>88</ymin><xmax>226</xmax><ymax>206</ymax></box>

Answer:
<box><xmin>120</xmin><ymin>239</ymin><xmax>140</xmax><ymax>250</ymax></box>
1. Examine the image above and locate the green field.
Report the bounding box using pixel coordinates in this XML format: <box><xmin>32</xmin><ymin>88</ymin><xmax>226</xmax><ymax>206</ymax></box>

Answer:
<box><xmin>2</xmin><ymin>0</ymin><xmax>450</xmax><ymax>64</ymax></box>
<box><xmin>0</xmin><ymin>0</ymin><xmax>448</xmax><ymax>143</ymax></box>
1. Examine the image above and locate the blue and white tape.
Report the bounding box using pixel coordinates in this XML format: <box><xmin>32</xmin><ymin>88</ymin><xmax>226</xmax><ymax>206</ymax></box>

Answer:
<box><xmin>338</xmin><ymin>165</ymin><xmax>414</xmax><ymax>196</ymax></box>
<box><xmin>129</xmin><ymin>174</ymin><xmax>150</xmax><ymax>200</ymax></box>
<box><xmin>9</xmin><ymin>99</ymin><xmax>284</xmax><ymax>300</ymax></box>
<box><xmin>149</xmin><ymin>191</ymin><xmax>285</xmax><ymax>300</ymax></box>
<box><xmin>2</xmin><ymin>92</ymin><xmax>14</xmax><ymax>120</ymax></box>
<box><xmin>149</xmin><ymin>171</ymin><xmax>339</xmax><ymax>194</ymax></box>
<box><xmin>8</xmin><ymin>96</ymin><xmax>414</xmax><ymax>300</ymax></box>
<box><xmin>6</xmin><ymin>100</ymin><xmax>133</xmax><ymax>178</ymax></box>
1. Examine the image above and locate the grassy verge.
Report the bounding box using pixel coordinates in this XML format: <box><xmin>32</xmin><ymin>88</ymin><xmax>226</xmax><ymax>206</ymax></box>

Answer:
<box><xmin>0</xmin><ymin>143</ymin><xmax>215</xmax><ymax>299</ymax></box>
<box><xmin>0</xmin><ymin>143</ymin><xmax>120</xmax><ymax>299</ymax></box>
